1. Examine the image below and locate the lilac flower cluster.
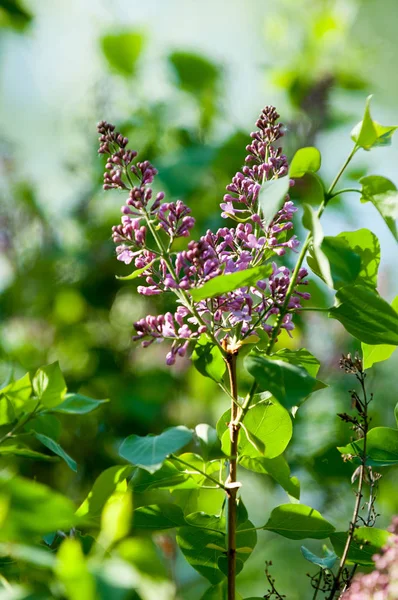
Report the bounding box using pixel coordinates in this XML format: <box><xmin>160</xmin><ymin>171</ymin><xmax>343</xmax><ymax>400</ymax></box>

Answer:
<box><xmin>98</xmin><ymin>106</ymin><xmax>310</xmax><ymax>364</ymax></box>
<box><xmin>342</xmin><ymin>516</ymin><xmax>398</xmax><ymax>599</ymax></box>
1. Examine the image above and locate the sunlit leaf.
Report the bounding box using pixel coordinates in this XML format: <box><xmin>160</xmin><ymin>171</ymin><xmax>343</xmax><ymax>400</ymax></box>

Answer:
<box><xmin>190</xmin><ymin>264</ymin><xmax>273</xmax><ymax>302</ymax></box>
<box><xmin>99</xmin><ymin>487</ymin><xmax>133</xmax><ymax>549</ymax></box>
<box><xmin>101</xmin><ymin>31</ymin><xmax>145</xmax><ymax>77</ymax></box>
<box><xmin>76</xmin><ymin>465</ymin><xmax>133</xmax><ymax>523</ymax></box>
<box><xmin>32</xmin><ymin>362</ymin><xmax>67</xmax><ymax>408</ymax></box>
<box><xmin>351</xmin><ymin>96</ymin><xmax>398</xmax><ymax>150</ymax></box>
<box><xmin>55</xmin><ymin>538</ymin><xmax>96</xmax><ymax>600</ymax></box>
<box><xmin>219</xmin><ymin>400</ymin><xmax>292</xmax><ymax>460</ymax></box>
<box><xmin>289</xmin><ymin>147</ymin><xmax>321</xmax><ymax>178</ymax></box>
<box><xmin>192</xmin><ymin>335</ymin><xmax>226</xmax><ymax>383</ymax></box>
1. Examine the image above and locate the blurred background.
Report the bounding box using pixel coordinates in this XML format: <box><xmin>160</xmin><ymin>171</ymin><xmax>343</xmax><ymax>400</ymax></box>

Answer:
<box><xmin>0</xmin><ymin>0</ymin><xmax>398</xmax><ymax>597</ymax></box>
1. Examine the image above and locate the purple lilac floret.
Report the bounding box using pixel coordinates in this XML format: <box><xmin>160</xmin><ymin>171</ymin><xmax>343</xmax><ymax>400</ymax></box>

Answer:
<box><xmin>342</xmin><ymin>516</ymin><xmax>398</xmax><ymax>599</ymax></box>
<box><xmin>97</xmin><ymin>107</ymin><xmax>310</xmax><ymax>364</ymax></box>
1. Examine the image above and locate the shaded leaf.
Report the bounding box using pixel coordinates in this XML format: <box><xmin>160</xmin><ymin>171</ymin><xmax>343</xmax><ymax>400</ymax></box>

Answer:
<box><xmin>337</xmin><ymin>427</ymin><xmax>398</xmax><ymax>467</ymax></box>
<box><xmin>0</xmin><ymin>472</ymin><xmax>76</xmax><ymax>541</ymax></box>
<box><xmin>264</xmin><ymin>504</ymin><xmax>335</xmax><ymax>540</ymax></box>
<box><xmin>52</xmin><ymin>393</ymin><xmax>109</xmax><ymax>415</ymax></box>
<box><xmin>303</xmin><ymin>204</ymin><xmax>333</xmax><ymax>288</ymax></box>
<box><xmin>330</xmin><ymin>527</ymin><xmax>391</xmax><ymax>566</ymax></box>
<box><xmin>244</xmin><ymin>353</ymin><xmax>323</xmax><ymax>409</ymax></box>
<box><xmin>132</xmin><ymin>504</ymin><xmax>185</xmax><ymax>530</ymax></box>
<box><xmin>300</xmin><ymin>545</ymin><xmax>337</xmax><ymax>570</ymax></box>
<box><xmin>258</xmin><ymin>177</ymin><xmax>291</xmax><ymax>225</ymax></box>
<box><xmin>169</xmin><ymin>52</ymin><xmax>219</xmax><ymax>95</ymax></box>
<box><xmin>119</xmin><ymin>426</ymin><xmax>193</xmax><ymax>473</ymax></box>
<box><xmin>329</xmin><ymin>285</ymin><xmax>398</xmax><ymax>345</ymax></box>
<box><xmin>359</xmin><ymin>175</ymin><xmax>398</xmax><ymax>240</ymax></box>
<box><xmin>239</xmin><ymin>455</ymin><xmax>300</xmax><ymax>499</ymax></box>
<box><xmin>32</xmin><ymin>432</ymin><xmax>77</xmax><ymax>472</ymax></box>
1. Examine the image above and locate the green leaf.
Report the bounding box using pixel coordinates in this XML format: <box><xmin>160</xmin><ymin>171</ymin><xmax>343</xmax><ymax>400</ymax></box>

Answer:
<box><xmin>116</xmin><ymin>260</ymin><xmax>156</xmax><ymax>281</ymax></box>
<box><xmin>98</xmin><ymin>487</ymin><xmax>133</xmax><ymax>548</ymax></box>
<box><xmin>25</xmin><ymin>414</ymin><xmax>61</xmax><ymax>440</ymax></box>
<box><xmin>192</xmin><ymin>335</ymin><xmax>226</xmax><ymax>383</ymax></box>
<box><xmin>359</xmin><ymin>175</ymin><xmax>398</xmax><ymax>240</ymax></box>
<box><xmin>76</xmin><ymin>465</ymin><xmax>133</xmax><ymax>522</ymax></box>
<box><xmin>264</xmin><ymin>504</ymin><xmax>335</xmax><ymax>540</ymax></box>
<box><xmin>337</xmin><ymin>229</ymin><xmax>381</xmax><ymax>288</ymax></box>
<box><xmin>362</xmin><ymin>295</ymin><xmax>398</xmax><ymax>369</ymax></box>
<box><xmin>55</xmin><ymin>538</ymin><xmax>96</xmax><ymax>600</ymax></box>
<box><xmin>0</xmin><ymin>542</ymin><xmax>55</xmax><ymax>568</ymax></box>
<box><xmin>52</xmin><ymin>393</ymin><xmax>109</xmax><ymax>414</ymax></box>
<box><xmin>169</xmin><ymin>52</ymin><xmax>219</xmax><ymax>95</ymax></box>
<box><xmin>219</xmin><ymin>400</ymin><xmax>292</xmax><ymax>460</ymax></box>
<box><xmin>190</xmin><ymin>264</ymin><xmax>273</xmax><ymax>302</ymax></box>
<box><xmin>0</xmin><ymin>439</ymin><xmax>58</xmax><ymax>461</ymax></box>
<box><xmin>0</xmin><ymin>373</ymin><xmax>32</xmax><ymax>419</ymax></box>
<box><xmin>117</xmin><ymin>537</ymin><xmax>168</xmax><ymax>580</ymax></box>
<box><xmin>101</xmin><ymin>31</ymin><xmax>145</xmax><ymax>77</ymax></box>
<box><xmin>270</xmin><ymin>348</ymin><xmax>321</xmax><ymax>378</ymax></box>
<box><xmin>132</xmin><ymin>504</ymin><xmax>185</xmax><ymax>530</ymax></box>
<box><xmin>195</xmin><ymin>424</ymin><xmax>223</xmax><ymax>460</ymax></box>
<box><xmin>289</xmin><ymin>147</ymin><xmax>321</xmax><ymax>178</ymax></box>
<box><xmin>308</xmin><ymin>236</ymin><xmax>362</xmax><ymax>290</ymax></box>
<box><xmin>32</xmin><ymin>432</ymin><xmax>77</xmax><ymax>472</ymax></box>
<box><xmin>362</xmin><ymin>343</ymin><xmax>397</xmax><ymax>370</ymax></box>
<box><xmin>329</xmin><ymin>284</ymin><xmax>398</xmax><ymax>345</ymax></box>
<box><xmin>177</xmin><ymin>514</ymin><xmax>256</xmax><ymax>583</ymax></box>
<box><xmin>130</xmin><ymin>461</ymin><xmax>190</xmax><ymax>493</ymax></box>
<box><xmin>177</xmin><ymin>524</ymin><xmax>225</xmax><ymax>584</ymax></box>
<box><xmin>119</xmin><ymin>426</ymin><xmax>193</xmax><ymax>473</ymax></box>
<box><xmin>303</xmin><ymin>204</ymin><xmax>333</xmax><ymax>288</ymax></box>
<box><xmin>258</xmin><ymin>177</ymin><xmax>291</xmax><ymax>225</ymax></box>
<box><xmin>0</xmin><ymin>472</ymin><xmax>76</xmax><ymax>541</ymax></box>
<box><xmin>300</xmin><ymin>545</ymin><xmax>337</xmax><ymax>570</ymax></box>
<box><xmin>351</xmin><ymin>96</ymin><xmax>398</xmax><ymax>150</ymax></box>
<box><xmin>244</xmin><ymin>353</ymin><xmax>322</xmax><ymax>409</ymax></box>
<box><xmin>337</xmin><ymin>427</ymin><xmax>398</xmax><ymax>467</ymax></box>
<box><xmin>240</xmin><ymin>454</ymin><xmax>300</xmax><ymax>499</ymax></box>
<box><xmin>395</xmin><ymin>402</ymin><xmax>398</xmax><ymax>427</ymax></box>
<box><xmin>32</xmin><ymin>362</ymin><xmax>67</xmax><ymax>408</ymax></box>
<box><xmin>330</xmin><ymin>527</ymin><xmax>391</xmax><ymax>566</ymax></box>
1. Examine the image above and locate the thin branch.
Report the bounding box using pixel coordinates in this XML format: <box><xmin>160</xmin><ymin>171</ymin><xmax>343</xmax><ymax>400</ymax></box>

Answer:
<box><xmin>171</xmin><ymin>455</ymin><xmax>227</xmax><ymax>491</ymax></box>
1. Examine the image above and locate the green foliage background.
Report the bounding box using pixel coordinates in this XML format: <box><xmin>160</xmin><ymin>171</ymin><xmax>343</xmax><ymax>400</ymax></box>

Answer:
<box><xmin>0</xmin><ymin>0</ymin><xmax>397</xmax><ymax>598</ymax></box>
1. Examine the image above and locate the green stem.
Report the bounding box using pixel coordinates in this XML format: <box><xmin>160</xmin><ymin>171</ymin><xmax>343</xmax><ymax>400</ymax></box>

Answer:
<box><xmin>327</xmin><ymin>187</ymin><xmax>361</xmax><ymax>200</ymax></box>
<box><xmin>225</xmin><ymin>352</ymin><xmax>239</xmax><ymax>600</ymax></box>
